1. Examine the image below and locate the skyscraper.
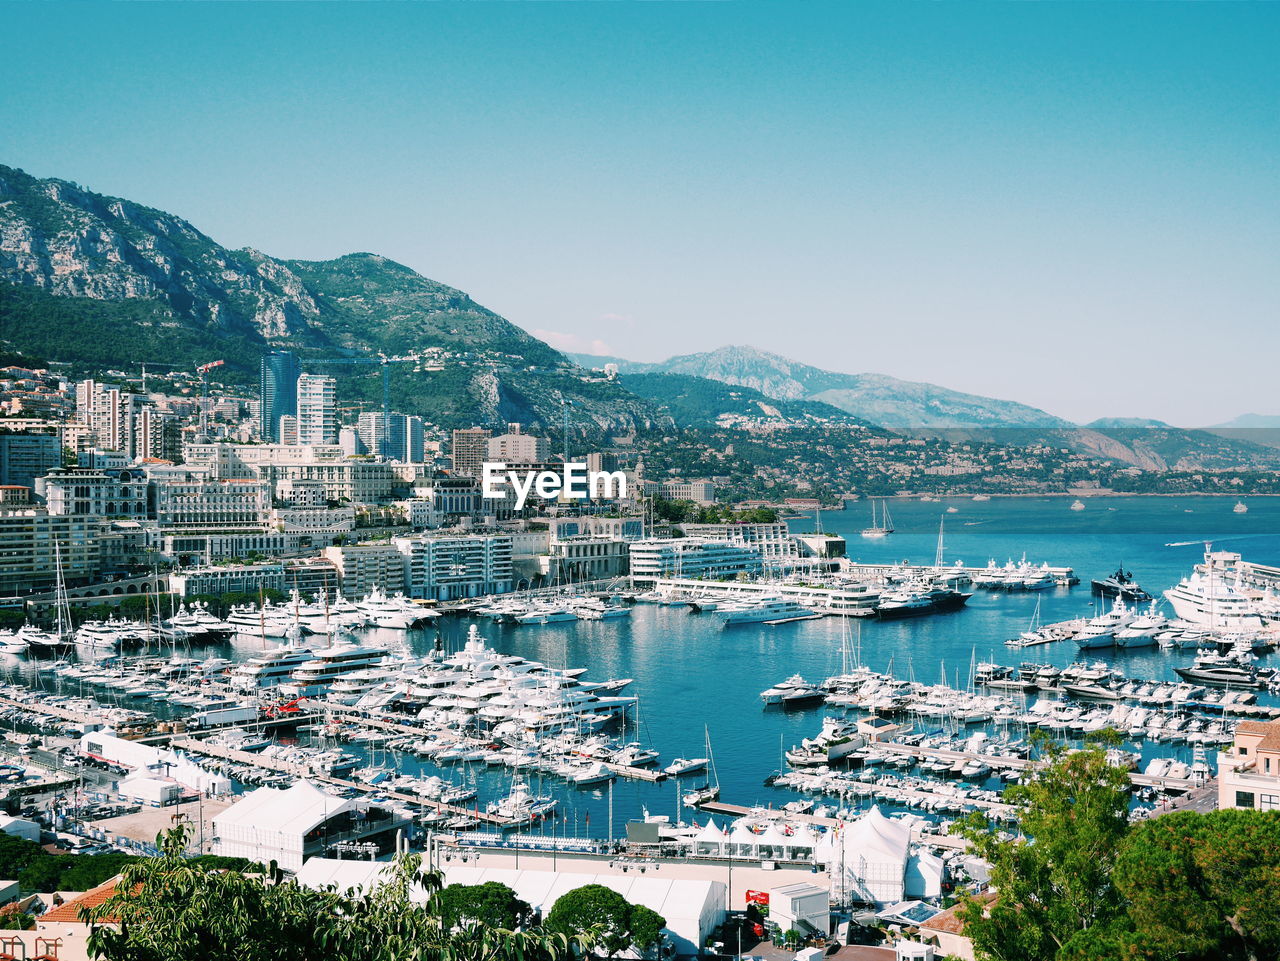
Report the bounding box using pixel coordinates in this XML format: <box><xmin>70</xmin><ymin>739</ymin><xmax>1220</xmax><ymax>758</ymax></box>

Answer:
<box><xmin>451</xmin><ymin>427</ymin><xmax>491</xmax><ymax>476</ymax></box>
<box><xmin>296</xmin><ymin>374</ymin><xmax>337</xmax><ymax>445</ymax></box>
<box><xmin>259</xmin><ymin>351</ymin><xmax>300</xmax><ymax>442</ymax></box>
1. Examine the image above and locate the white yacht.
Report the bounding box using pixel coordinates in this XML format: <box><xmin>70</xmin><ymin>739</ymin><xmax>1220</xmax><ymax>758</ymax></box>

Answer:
<box><xmin>718</xmin><ymin>598</ymin><xmax>814</xmax><ymax>626</ymax></box>
<box><xmin>225</xmin><ymin>603</ymin><xmax>295</xmax><ymax>638</ymax></box>
<box><xmin>278</xmin><ymin>643</ymin><xmax>391</xmax><ymax>698</ymax></box>
<box><xmin>227</xmin><ymin>642</ymin><xmax>317</xmax><ymax>693</ymax></box>
<box><xmin>1074</xmin><ymin>598</ymin><xmax>1135</xmax><ymax>650</ymax></box>
<box><xmin>1114</xmin><ymin>603</ymin><xmax>1168</xmax><ymax>648</ymax></box>
<box><xmin>1163</xmin><ymin>550</ymin><xmax>1266</xmax><ymax>629</ymax></box>
<box><xmin>760</xmin><ymin>674</ymin><xmax>825</xmax><ymax>706</ymax></box>
<box><xmin>0</xmin><ymin>631</ymin><xmax>28</xmax><ymax>655</ymax></box>
<box><xmin>356</xmin><ymin>587</ymin><xmax>435</xmax><ymax>629</ymax></box>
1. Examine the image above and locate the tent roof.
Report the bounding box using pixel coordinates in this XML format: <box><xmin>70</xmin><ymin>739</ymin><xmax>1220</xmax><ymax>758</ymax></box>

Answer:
<box><xmin>213</xmin><ymin>780</ymin><xmax>354</xmax><ymax>836</ymax></box>
<box><xmin>841</xmin><ymin>805</ymin><xmax>911</xmax><ymax>863</ymax></box>
<box><xmin>695</xmin><ymin>818</ymin><xmax>725</xmax><ymax>843</ymax></box>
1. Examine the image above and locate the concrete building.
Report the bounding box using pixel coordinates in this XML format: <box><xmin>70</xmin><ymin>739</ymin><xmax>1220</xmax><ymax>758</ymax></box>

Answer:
<box><xmin>487</xmin><ymin>425</ymin><xmax>550</xmax><ymax>464</ymax></box>
<box><xmin>659</xmin><ymin>479</ymin><xmax>716</xmax><ymax>506</ymax></box>
<box><xmin>169</xmin><ymin>564</ymin><xmax>286</xmax><ymax>598</ymax></box>
<box><xmin>259</xmin><ymin>351</ymin><xmax>300</xmax><ymax>442</ymax></box>
<box><xmin>394</xmin><ymin>533</ymin><xmax>513</xmax><ymax>600</ymax></box>
<box><xmin>679</xmin><ymin>522</ymin><xmax>798</xmax><ymax>561</ymax></box>
<box><xmin>450</xmin><ymin>427</ymin><xmax>491</xmax><ymax>477</ymax></box>
<box><xmin>0</xmin><ymin>511</ymin><xmax>100</xmax><ymax>594</ymax></box>
<box><xmin>0</xmin><ymin>432</ymin><xmax>61</xmax><ymax>490</ymax></box>
<box><xmin>543</xmin><ymin>536</ymin><xmax>631</xmax><ymax>582</ymax></box>
<box><xmin>629</xmin><ymin>539</ymin><xmax>762</xmax><ymax>579</ymax></box>
<box><xmin>75</xmin><ymin>380</ymin><xmax>135</xmax><ymax>455</ymax></box>
<box><xmin>322</xmin><ymin>544</ymin><xmax>407</xmax><ymax>598</ymax></box>
<box><xmin>154</xmin><ymin>475</ymin><xmax>271</xmax><ymax>532</ymax></box>
<box><xmin>358</xmin><ymin>412</ymin><xmax>428</xmax><ymax>462</ymax></box>
<box><xmin>40</xmin><ymin>467</ymin><xmax>150</xmax><ymax>519</ymax></box>
<box><xmin>296</xmin><ymin>374</ymin><xmax>337</xmax><ymax>446</ymax></box>
<box><xmin>1218</xmin><ymin>720</ymin><xmax>1280</xmax><ymax>811</ymax></box>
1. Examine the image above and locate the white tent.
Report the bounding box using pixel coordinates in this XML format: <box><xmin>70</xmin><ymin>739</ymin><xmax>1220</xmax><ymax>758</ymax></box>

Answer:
<box><xmin>905</xmin><ymin>849</ymin><xmax>946</xmax><ymax>900</ymax></box>
<box><xmin>728</xmin><ymin>820</ymin><xmax>760</xmax><ymax>858</ymax></box>
<box><xmin>758</xmin><ymin>823</ymin><xmax>791</xmax><ymax>860</ymax></box>
<box><xmin>212</xmin><ymin>780</ymin><xmax>357</xmax><ymax>872</ymax></box>
<box><xmin>296</xmin><ymin>859</ymin><xmax>726</xmax><ymax>956</ymax></box>
<box><xmin>694</xmin><ymin>818</ymin><xmax>725</xmax><ymax>856</ymax></box>
<box><xmin>824</xmin><ymin>806</ymin><xmax>912</xmax><ymax>905</ymax></box>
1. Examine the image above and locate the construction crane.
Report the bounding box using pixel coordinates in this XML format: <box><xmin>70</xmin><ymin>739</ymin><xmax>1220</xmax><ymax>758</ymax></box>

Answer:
<box><xmin>303</xmin><ymin>352</ymin><xmax>422</xmax><ymax>458</ymax></box>
<box><xmin>196</xmin><ymin>360</ymin><xmax>225</xmax><ymax>436</ymax></box>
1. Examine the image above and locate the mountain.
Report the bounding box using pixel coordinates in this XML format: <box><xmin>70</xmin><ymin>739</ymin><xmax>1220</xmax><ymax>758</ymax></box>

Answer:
<box><xmin>620</xmin><ymin>372</ymin><xmax>871</xmax><ymax>428</ymax></box>
<box><xmin>1213</xmin><ymin>413</ymin><xmax>1280</xmax><ymax>429</ymax></box>
<box><xmin>597</xmin><ymin>345</ymin><xmax>1071</xmax><ymax>429</ymax></box>
<box><xmin>595</xmin><ymin>345</ymin><xmax>1280</xmax><ymax>471</ymax></box>
<box><xmin>0</xmin><ymin>164</ymin><xmax>654</xmax><ymax>434</ymax></box>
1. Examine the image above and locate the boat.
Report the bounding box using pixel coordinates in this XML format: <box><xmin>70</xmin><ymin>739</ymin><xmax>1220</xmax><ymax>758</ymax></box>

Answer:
<box><xmin>663</xmin><ymin>757</ymin><xmax>709</xmax><ymax>776</ymax></box>
<box><xmin>1174</xmin><ymin>651</ymin><xmax>1266</xmax><ymax>689</ymax></box>
<box><xmin>487</xmin><ymin>777</ymin><xmax>557</xmax><ymax>825</ymax></box>
<box><xmin>1091</xmin><ymin>568</ymin><xmax>1152</xmax><ymax>603</ymax></box>
<box><xmin>875</xmin><ymin>589</ymin><xmax>934</xmax><ymax>619</ymax></box>
<box><xmin>682</xmin><ymin>725</ymin><xmax>720</xmax><ymax>807</ymax></box>
<box><xmin>1070</xmin><ymin>499</ymin><xmax>1086</xmax><ymax>511</ymax></box>
<box><xmin>1234</xmin><ymin>501</ymin><xmax>1248</xmax><ymax>514</ymax></box>
<box><xmin>860</xmin><ymin>498</ymin><xmax>894</xmax><ymax>538</ymax></box>
<box><xmin>972</xmin><ymin>494</ymin><xmax>991</xmax><ymax>502</ymax></box>
<box><xmin>1163</xmin><ymin>549</ymin><xmax>1266</xmax><ymax>629</ymax></box>
<box><xmin>717</xmin><ymin>598</ymin><xmax>815</xmax><ymax>626</ymax></box>
<box><xmin>760</xmin><ymin>674</ymin><xmax>825</xmax><ymax>706</ymax></box>
<box><xmin>1074</xmin><ymin>598</ymin><xmax>1135</xmax><ymax>650</ymax></box>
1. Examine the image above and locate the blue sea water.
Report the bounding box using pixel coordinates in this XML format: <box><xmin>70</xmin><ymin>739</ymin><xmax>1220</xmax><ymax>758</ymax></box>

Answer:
<box><xmin>19</xmin><ymin>496</ymin><xmax>1280</xmax><ymax>838</ymax></box>
<box><xmin>374</xmin><ymin>495</ymin><xmax>1280</xmax><ymax>837</ymax></box>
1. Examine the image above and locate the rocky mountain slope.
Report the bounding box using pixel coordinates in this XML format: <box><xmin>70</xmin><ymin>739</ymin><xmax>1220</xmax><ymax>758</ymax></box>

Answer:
<box><xmin>0</xmin><ymin>164</ymin><xmax>652</xmax><ymax>435</ymax></box>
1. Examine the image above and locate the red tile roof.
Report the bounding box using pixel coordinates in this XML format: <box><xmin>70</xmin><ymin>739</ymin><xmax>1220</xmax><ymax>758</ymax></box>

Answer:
<box><xmin>38</xmin><ymin>877</ymin><xmax>122</xmax><ymax>924</ymax></box>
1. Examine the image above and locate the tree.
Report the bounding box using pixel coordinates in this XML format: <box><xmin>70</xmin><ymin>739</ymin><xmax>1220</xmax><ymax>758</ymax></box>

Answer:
<box><xmin>84</xmin><ymin>827</ymin><xmax>590</xmax><ymax>961</ymax></box>
<box><xmin>546</xmin><ymin>884</ymin><xmax>665</xmax><ymax>958</ymax></box>
<box><xmin>954</xmin><ymin>735</ymin><xmax>1132</xmax><ymax>961</ymax></box>
<box><xmin>437</xmin><ymin>881</ymin><xmax>534</xmax><ymax>931</ymax></box>
<box><xmin>1109</xmin><ymin>809</ymin><xmax>1280</xmax><ymax>961</ymax></box>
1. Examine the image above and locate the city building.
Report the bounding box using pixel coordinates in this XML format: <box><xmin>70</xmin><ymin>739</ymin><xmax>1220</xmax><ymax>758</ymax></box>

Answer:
<box><xmin>296</xmin><ymin>374</ymin><xmax>337</xmax><ymax>446</ymax></box>
<box><xmin>542</xmin><ymin>535</ymin><xmax>631</xmax><ymax>582</ymax></box>
<box><xmin>487</xmin><ymin>424</ymin><xmax>550</xmax><ymax>464</ymax></box>
<box><xmin>679</xmin><ymin>522</ymin><xmax>798</xmax><ymax>560</ymax></box>
<box><xmin>40</xmin><ymin>467</ymin><xmax>150</xmax><ymax>519</ymax></box>
<box><xmin>153</xmin><ymin>475</ymin><xmax>272</xmax><ymax>532</ymax></box>
<box><xmin>259</xmin><ymin>351</ymin><xmax>300</xmax><ymax>442</ymax></box>
<box><xmin>0</xmin><ymin>432</ymin><xmax>61</xmax><ymax>490</ymax></box>
<box><xmin>358</xmin><ymin>412</ymin><xmax>428</xmax><ymax>462</ymax></box>
<box><xmin>0</xmin><ymin>511</ymin><xmax>101</xmax><ymax>594</ymax></box>
<box><xmin>322</xmin><ymin>544</ymin><xmax>407</xmax><ymax>598</ymax></box>
<box><xmin>450</xmin><ymin>427</ymin><xmax>491</xmax><ymax>477</ymax></box>
<box><xmin>169</xmin><ymin>563</ymin><xmax>286</xmax><ymax>598</ymax></box>
<box><xmin>1218</xmin><ymin>720</ymin><xmax>1280</xmax><ymax>811</ymax></box>
<box><xmin>628</xmin><ymin>538</ymin><xmax>763</xmax><ymax>579</ymax></box>
<box><xmin>393</xmin><ymin>533</ymin><xmax>514</xmax><ymax>600</ymax></box>
<box><xmin>657</xmin><ymin>479</ymin><xmax>717</xmax><ymax>506</ymax></box>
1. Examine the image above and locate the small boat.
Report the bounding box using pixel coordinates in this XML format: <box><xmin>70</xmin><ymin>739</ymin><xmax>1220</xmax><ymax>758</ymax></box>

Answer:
<box><xmin>1234</xmin><ymin>501</ymin><xmax>1248</xmax><ymax>514</ymax></box>
<box><xmin>1070</xmin><ymin>499</ymin><xmax>1086</xmax><ymax>512</ymax></box>
<box><xmin>683</xmin><ymin>725</ymin><xmax>720</xmax><ymax>807</ymax></box>
<box><xmin>663</xmin><ymin>757</ymin><xmax>709</xmax><ymax>776</ymax></box>
<box><xmin>860</xmin><ymin>498</ymin><xmax>894</xmax><ymax>538</ymax></box>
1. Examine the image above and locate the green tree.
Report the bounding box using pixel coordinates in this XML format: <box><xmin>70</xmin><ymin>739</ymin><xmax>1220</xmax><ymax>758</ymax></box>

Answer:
<box><xmin>1110</xmin><ymin>809</ymin><xmax>1280</xmax><ymax>961</ymax></box>
<box><xmin>546</xmin><ymin>884</ymin><xmax>665</xmax><ymax>958</ymax></box>
<box><xmin>84</xmin><ymin>827</ymin><xmax>590</xmax><ymax>961</ymax></box>
<box><xmin>437</xmin><ymin>881</ymin><xmax>533</xmax><ymax>931</ymax></box>
<box><xmin>954</xmin><ymin>735</ymin><xmax>1132</xmax><ymax>961</ymax></box>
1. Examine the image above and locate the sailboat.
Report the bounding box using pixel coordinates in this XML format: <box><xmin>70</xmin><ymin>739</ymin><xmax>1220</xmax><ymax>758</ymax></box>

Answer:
<box><xmin>860</xmin><ymin>498</ymin><xmax>894</xmax><ymax>538</ymax></box>
<box><xmin>682</xmin><ymin>725</ymin><xmax>720</xmax><ymax>807</ymax></box>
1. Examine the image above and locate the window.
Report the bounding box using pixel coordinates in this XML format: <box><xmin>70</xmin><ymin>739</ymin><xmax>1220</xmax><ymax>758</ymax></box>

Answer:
<box><xmin>1268</xmin><ymin>757</ymin><xmax>1273</xmax><ymax>774</ymax></box>
<box><xmin>1239</xmin><ymin>746</ymin><xmax>1249</xmax><ymax>755</ymax></box>
<box><xmin>1262</xmin><ymin>795</ymin><xmax>1280</xmax><ymax>812</ymax></box>
<box><xmin>1236</xmin><ymin>791</ymin><xmax>1256</xmax><ymax>809</ymax></box>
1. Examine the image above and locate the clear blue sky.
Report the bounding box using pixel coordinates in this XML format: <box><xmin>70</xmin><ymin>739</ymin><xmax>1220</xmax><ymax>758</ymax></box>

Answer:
<box><xmin>3</xmin><ymin>3</ymin><xmax>1277</xmax><ymax>425</ymax></box>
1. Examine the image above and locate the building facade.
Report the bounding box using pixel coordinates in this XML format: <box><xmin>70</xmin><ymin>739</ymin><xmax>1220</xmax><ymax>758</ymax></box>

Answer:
<box><xmin>1219</xmin><ymin>720</ymin><xmax>1280</xmax><ymax>811</ymax></box>
<box><xmin>296</xmin><ymin>374</ymin><xmax>337</xmax><ymax>446</ymax></box>
<box><xmin>450</xmin><ymin>428</ymin><xmax>491</xmax><ymax>477</ymax></box>
<box><xmin>259</xmin><ymin>351</ymin><xmax>300</xmax><ymax>442</ymax></box>
<box><xmin>393</xmin><ymin>533</ymin><xmax>514</xmax><ymax>600</ymax></box>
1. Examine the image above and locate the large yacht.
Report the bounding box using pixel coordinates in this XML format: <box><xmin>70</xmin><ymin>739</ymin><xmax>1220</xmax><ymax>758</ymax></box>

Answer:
<box><xmin>1163</xmin><ymin>550</ymin><xmax>1265</xmax><ymax>629</ymax></box>
<box><xmin>1074</xmin><ymin>598</ymin><xmax>1136</xmax><ymax>650</ymax></box>
<box><xmin>278</xmin><ymin>643</ymin><xmax>391</xmax><ymax>698</ymax></box>
<box><xmin>718</xmin><ymin>598</ymin><xmax>815</xmax><ymax>626</ymax></box>
<box><xmin>228</xmin><ymin>642</ymin><xmax>317</xmax><ymax>693</ymax></box>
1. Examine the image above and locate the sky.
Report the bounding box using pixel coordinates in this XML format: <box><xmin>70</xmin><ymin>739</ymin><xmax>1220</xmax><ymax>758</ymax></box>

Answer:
<box><xmin>2</xmin><ymin>3</ymin><xmax>1277</xmax><ymax>426</ymax></box>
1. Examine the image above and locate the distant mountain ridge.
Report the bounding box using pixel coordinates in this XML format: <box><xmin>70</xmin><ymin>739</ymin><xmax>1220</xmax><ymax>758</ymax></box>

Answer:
<box><xmin>575</xmin><ymin>345</ymin><xmax>1070</xmax><ymax>429</ymax></box>
<box><xmin>575</xmin><ymin>347</ymin><xmax>1280</xmax><ymax>471</ymax></box>
<box><xmin>0</xmin><ymin>164</ymin><xmax>653</xmax><ymax>434</ymax></box>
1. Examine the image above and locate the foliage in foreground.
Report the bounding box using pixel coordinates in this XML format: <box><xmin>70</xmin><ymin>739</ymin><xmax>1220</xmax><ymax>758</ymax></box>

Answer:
<box><xmin>955</xmin><ymin>735</ymin><xmax>1280</xmax><ymax>961</ymax></box>
<box><xmin>82</xmin><ymin>827</ymin><xmax>665</xmax><ymax>961</ymax></box>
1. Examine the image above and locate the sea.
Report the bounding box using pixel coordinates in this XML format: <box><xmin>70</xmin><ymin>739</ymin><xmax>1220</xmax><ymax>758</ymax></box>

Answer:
<box><xmin>14</xmin><ymin>495</ymin><xmax>1280</xmax><ymax>838</ymax></box>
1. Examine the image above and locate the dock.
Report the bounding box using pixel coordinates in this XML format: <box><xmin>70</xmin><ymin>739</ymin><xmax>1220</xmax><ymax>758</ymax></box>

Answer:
<box><xmin>697</xmin><ymin>801</ymin><xmax>974</xmax><ymax>850</ymax></box>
